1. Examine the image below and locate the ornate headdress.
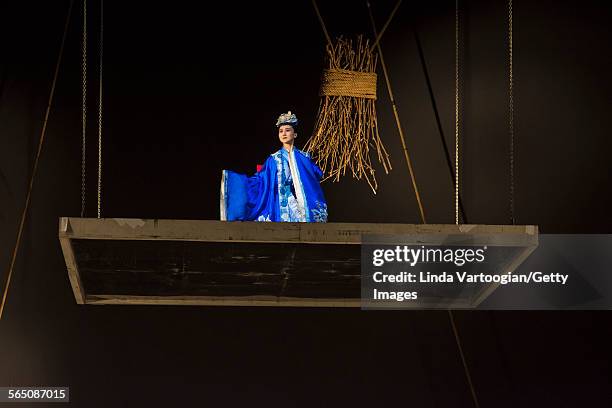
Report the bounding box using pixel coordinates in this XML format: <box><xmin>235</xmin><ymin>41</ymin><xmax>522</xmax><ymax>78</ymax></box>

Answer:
<box><xmin>275</xmin><ymin>111</ymin><xmax>298</xmax><ymax>128</ymax></box>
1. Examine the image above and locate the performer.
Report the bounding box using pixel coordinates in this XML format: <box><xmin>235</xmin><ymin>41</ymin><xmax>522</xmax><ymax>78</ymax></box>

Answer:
<box><xmin>220</xmin><ymin>111</ymin><xmax>328</xmax><ymax>222</ymax></box>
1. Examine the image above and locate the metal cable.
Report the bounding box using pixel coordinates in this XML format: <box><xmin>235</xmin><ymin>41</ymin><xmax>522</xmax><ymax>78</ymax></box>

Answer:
<box><xmin>97</xmin><ymin>0</ymin><xmax>103</xmax><ymax>218</ymax></box>
<box><xmin>509</xmin><ymin>0</ymin><xmax>515</xmax><ymax>225</ymax></box>
<box><xmin>451</xmin><ymin>3</ymin><xmax>480</xmax><ymax>407</ymax></box>
<box><xmin>455</xmin><ymin>0</ymin><xmax>460</xmax><ymax>225</ymax></box>
<box><xmin>81</xmin><ymin>0</ymin><xmax>87</xmax><ymax>217</ymax></box>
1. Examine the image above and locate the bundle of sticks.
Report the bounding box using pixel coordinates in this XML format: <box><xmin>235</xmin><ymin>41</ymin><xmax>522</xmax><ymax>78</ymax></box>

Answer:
<box><xmin>305</xmin><ymin>36</ymin><xmax>392</xmax><ymax>193</ymax></box>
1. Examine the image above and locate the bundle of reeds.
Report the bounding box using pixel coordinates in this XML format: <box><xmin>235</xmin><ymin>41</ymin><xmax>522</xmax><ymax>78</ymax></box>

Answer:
<box><xmin>305</xmin><ymin>36</ymin><xmax>392</xmax><ymax>193</ymax></box>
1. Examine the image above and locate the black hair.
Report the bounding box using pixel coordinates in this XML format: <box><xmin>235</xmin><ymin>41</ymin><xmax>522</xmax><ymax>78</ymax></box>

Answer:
<box><xmin>278</xmin><ymin>122</ymin><xmax>298</xmax><ymax>132</ymax></box>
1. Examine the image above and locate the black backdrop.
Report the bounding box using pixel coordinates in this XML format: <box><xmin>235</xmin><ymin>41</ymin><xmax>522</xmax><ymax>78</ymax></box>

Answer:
<box><xmin>1</xmin><ymin>0</ymin><xmax>611</xmax><ymax>406</ymax></box>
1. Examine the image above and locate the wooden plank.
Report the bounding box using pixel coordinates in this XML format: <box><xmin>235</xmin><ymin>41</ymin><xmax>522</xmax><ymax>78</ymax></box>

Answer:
<box><xmin>84</xmin><ymin>294</ymin><xmax>474</xmax><ymax>308</ymax></box>
<box><xmin>58</xmin><ymin>218</ymin><xmax>86</xmax><ymax>304</ymax></box>
<box><xmin>85</xmin><ymin>294</ymin><xmax>360</xmax><ymax>307</ymax></box>
<box><xmin>60</xmin><ymin>217</ymin><xmax>538</xmax><ymax>245</ymax></box>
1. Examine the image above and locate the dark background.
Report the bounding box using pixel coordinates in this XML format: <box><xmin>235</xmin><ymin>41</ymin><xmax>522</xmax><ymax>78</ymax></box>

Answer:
<box><xmin>1</xmin><ymin>0</ymin><xmax>611</xmax><ymax>406</ymax></box>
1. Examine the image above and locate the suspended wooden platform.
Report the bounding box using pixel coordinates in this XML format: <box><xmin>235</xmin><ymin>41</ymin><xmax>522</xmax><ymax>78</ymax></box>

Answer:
<box><xmin>58</xmin><ymin>217</ymin><xmax>538</xmax><ymax>307</ymax></box>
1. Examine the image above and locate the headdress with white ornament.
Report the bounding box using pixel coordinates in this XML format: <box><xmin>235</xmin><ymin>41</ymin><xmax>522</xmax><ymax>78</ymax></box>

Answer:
<box><xmin>276</xmin><ymin>111</ymin><xmax>298</xmax><ymax>128</ymax></box>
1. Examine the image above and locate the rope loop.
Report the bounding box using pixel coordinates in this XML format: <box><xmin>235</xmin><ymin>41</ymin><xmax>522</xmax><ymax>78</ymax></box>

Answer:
<box><xmin>320</xmin><ymin>69</ymin><xmax>377</xmax><ymax>99</ymax></box>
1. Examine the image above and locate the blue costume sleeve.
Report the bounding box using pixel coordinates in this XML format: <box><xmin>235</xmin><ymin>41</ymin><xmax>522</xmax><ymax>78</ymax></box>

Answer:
<box><xmin>221</xmin><ymin>170</ymin><xmax>248</xmax><ymax>221</ymax></box>
<box><xmin>293</xmin><ymin>150</ymin><xmax>328</xmax><ymax>222</ymax></box>
<box><xmin>308</xmin><ymin>154</ymin><xmax>324</xmax><ymax>181</ymax></box>
<box><xmin>221</xmin><ymin>156</ymin><xmax>278</xmax><ymax>221</ymax></box>
<box><xmin>245</xmin><ymin>156</ymin><xmax>278</xmax><ymax>220</ymax></box>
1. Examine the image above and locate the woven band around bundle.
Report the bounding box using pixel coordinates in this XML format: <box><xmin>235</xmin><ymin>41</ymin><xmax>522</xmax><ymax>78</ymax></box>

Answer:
<box><xmin>320</xmin><ymin>68</ymin><xmax>378</xmax><ymax>99</ymax></box>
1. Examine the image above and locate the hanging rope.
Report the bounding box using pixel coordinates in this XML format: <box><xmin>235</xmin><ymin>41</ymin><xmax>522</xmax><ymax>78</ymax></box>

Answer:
<box><xmin>455</xmin><ymin>0</ymin><xmax>460</xmax><ymax>225</ymax></box>
<box><xmin>508</xmin><ymin>0</ymin><xmax>515</xmax><ymax>225</ymax></box>
<box><xmin>311</xmin><ymin>0</ymin><xmax>332</xmax><ymax>48</ymax></box>
<box><xmin>369</xmin><ymin>0</ymin><xmax>403</xmax><ymax>51</ymax></box>
<box><xmin>81</xmin><ymin>0</ymin><xmax>87</xmax><ymax>217</ymax></box>
<box><xmin>320</xmin><ymin>68</ymin><xmax>377</xmax><ymax>99</ymax></box>
<box><xmin>448</xmin><ymin>310</ymin><xmax>481</xmax><ymax>408</ymax></box>
<box><xmin>366</xmin><ymin>1</ymin><xmax>426</xmax><ymax>223</ymax></box>
<box><xmin>97</xmin><ymin>0</ymin><xmax>103</xmax><ymax>218</ymax></box>
<box><xmin>1</xmin><ymin>0</ymin><xmax>75</xmax><ymax>320</ymax></box>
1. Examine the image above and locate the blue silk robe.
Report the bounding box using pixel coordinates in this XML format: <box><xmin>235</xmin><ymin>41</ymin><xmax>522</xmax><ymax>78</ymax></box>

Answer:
<box><xmin>220</xmin><ymin>148</ymin><xmax>328</xmax><ymax>222</ymax></box>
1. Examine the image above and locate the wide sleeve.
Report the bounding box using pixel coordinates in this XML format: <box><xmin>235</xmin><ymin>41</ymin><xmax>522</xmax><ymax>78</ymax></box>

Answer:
<box><xmin>220</xmin><ymin>168</ymin><xmax>249</xmax><ymax>221</ymax></box>
<box><xmin>220</xmin><ymin>156</ymin><xmax>278</xmax><ymax>221</ymax></box>
<box><xmin>245</xmin><ymin>155</ymin><xmax>278</xmax><ymax>220</ymax></box>
<box><xmin>292</xmin><ymin>149</ymin><xmax>328</xmax><ymax>222</ymax></box>
<box><xmin>302</xmin><ymin>151</ymin><xmax>324</xmax><ymax>181</ymax></box>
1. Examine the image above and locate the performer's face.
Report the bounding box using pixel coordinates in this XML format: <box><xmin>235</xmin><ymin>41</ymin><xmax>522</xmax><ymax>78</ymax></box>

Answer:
<box><xmin>278</xmin><ymin>125</ymin><xmax>296</xmax><ymax>145</ymax></box>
